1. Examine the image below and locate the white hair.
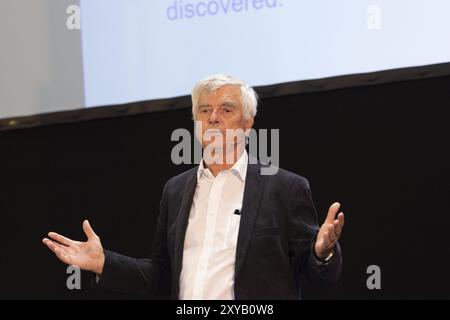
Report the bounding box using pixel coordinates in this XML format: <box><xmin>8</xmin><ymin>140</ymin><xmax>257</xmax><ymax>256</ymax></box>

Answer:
<box><xmin>191</xmin><ymin>74</ymin><xmax>258</xmax><ymax>120</ymax></box>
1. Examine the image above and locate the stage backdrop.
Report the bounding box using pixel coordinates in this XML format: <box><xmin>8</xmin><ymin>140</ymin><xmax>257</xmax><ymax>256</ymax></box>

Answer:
<box><xmin>0</xmin><ymin>75</ymin><xmax>449</xmax><ymax>299</ymax></box>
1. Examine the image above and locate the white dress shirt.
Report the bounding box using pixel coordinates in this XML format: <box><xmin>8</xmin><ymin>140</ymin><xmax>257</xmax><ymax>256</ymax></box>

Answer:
<box><xmin>179</xmin><ymin>150</ymin><xmax>248</xmax><ymax>300</ymax></box>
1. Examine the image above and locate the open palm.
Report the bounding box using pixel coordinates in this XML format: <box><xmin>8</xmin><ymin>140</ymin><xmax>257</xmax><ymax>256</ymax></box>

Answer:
<box><xmin>314</xmin><ymin>202</ymin><xmax>345</xmax><ymax>259</ymax></box>
<box><xmin>42</xmin><ymin>220</ymin><xmax>105</xmax><ymax>274</ymax></box>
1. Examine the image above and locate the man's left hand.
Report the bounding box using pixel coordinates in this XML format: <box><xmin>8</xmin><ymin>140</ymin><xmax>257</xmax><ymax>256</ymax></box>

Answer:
<box><xmin>314</xmin><ymin>202</ymin><xmax>345</xmax><ymax>259</ymax></box>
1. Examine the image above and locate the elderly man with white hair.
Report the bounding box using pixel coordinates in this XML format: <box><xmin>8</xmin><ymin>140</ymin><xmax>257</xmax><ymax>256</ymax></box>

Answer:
<box><xmin>43</xmin><ymin>74</ymin><xmax>344</xmax><ymax>299</ymax></box>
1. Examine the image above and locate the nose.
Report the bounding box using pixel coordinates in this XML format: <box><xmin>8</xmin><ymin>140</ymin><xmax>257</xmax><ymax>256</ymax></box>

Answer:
<box><xmin>208</xmin><ymin>108</ymin><xmax>220</xmax><ymax>125</ymax></box>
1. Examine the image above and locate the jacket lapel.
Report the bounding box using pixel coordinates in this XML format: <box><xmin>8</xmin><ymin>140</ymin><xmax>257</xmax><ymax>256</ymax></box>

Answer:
<box><xmin>173</xmin><ymin>168</ymin><xmax>197</xmax><ymax>297</ymax></box>
<box><xmin>235</xmin><ymin>161</ymin><xmax>265</xmax><ymax>280</ymax></box>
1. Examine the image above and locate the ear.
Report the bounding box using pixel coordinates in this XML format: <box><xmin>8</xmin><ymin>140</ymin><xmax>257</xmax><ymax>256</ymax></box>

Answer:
<box><xmin>244</xmin><ymin>116</ymin><xmax>254</xmax><ymax>131</ymax></box>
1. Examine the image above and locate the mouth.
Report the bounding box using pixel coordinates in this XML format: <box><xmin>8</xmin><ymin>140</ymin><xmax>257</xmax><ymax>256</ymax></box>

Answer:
<box><xmin>202</xmin><ymin>128</ymin><xmax>224</xmax><ymax>139</ymax></box>
<box><xmin>204</xmin><ymin>128</ymin><xmax>223</xmax><ymax>134</ymax></box>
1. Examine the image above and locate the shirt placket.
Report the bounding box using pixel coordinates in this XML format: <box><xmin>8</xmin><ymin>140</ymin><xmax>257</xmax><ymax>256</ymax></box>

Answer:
<box><xmin>192</xmin><ymin>174</ymin><xmax>226</xmax><ymax>299</ymax></box>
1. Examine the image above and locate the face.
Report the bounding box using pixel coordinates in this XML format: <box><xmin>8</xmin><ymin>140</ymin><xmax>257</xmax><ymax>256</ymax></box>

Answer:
<box><xmin>196</xmin><ymin>85</ymin><xmax>254</xmax><ymax>149</ymax></box>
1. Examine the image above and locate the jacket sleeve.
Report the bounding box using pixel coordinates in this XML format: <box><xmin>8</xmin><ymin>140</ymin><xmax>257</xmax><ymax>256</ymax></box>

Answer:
<box><xmin>96</xmin><ymin>182</ymin><xmax>171</xmax><ymax>297</ymax></box>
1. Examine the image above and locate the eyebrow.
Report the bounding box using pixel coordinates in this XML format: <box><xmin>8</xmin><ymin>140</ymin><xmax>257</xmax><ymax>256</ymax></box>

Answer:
<box><xmin>221</xmin><ymin>101</ymin><xmax>236</xmax><ymax>108</ymax></box>
<box><xmin>198</xmin><ymin>102</ymin><xmax>236</xmax><ymax>109</ymax></box>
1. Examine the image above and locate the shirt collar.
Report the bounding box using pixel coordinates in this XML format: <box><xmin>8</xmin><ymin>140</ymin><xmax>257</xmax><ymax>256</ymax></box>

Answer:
<box><xmin>197</xmin><ymin>149</ymin><xmax>248</xmax><ymax>182</ymax></box>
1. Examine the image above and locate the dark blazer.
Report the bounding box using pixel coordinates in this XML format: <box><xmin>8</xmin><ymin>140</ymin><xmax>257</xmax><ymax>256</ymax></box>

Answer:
<box><xmin>98</xmin><ymin>162</ymin><xmax>342</xmax><ymax>299</ymax></box>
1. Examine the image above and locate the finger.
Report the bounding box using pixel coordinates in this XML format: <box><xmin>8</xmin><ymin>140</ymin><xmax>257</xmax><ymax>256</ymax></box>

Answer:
<box><xmin>333</xmin><ymin>220</ymin><xmax>342</xmax><ymax>239</ymax></box>
<box><xmin>328</xmin><ymin>224</ymin><xmax>336</xmax><ymax>243</ymax></box>
<box><xmin>43</xmin><ymin>238</ymin><xmax>66</xmax><ymax>252</ymax></box>
<box><xmin>325</xmin><ymin>223</ymin><xmax>335</xmax><ymax>243</ymax></box>
<box><xmin>82</xmin><ymin>220</ymin><xmax>98</xmax><ymax>240</ymax></box>
<box><xmin>322</xmin><ymin>231</ymin><xmax>329</xmax><ymax>248</ymax></box>
<box><xmin>47</xmin><ymin>232</ymin><xmax>74</xmax><ymax>247</ymax></box>
<box><xmin>43</xmin><ymin>238</ymin><xmax>70</xmax><ymax>262</ymax></box>
<box><xmin>334</xmin><ymin>212</ymin><xmax>345</xmax><ymax>237</ymax></box>
<box><xmin>325</xmin><ymin>202</ymin><xmax>341</xmax><ymax>224</ymax></box>
<box><xmin>338</xmin><ymin>212</ymin><xmax>345</xmax><ymax>228</ymax></box>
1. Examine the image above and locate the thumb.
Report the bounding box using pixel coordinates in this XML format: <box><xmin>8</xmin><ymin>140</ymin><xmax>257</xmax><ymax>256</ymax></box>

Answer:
<box><xmin>325</xmin><ymin>202</ymin><xmax>340</xmax><ymax>224</ymax></box>
<box><xmin>82</xmin><ymin>220</ymin><xmax>98</xmax><ymax>240</ymax></box>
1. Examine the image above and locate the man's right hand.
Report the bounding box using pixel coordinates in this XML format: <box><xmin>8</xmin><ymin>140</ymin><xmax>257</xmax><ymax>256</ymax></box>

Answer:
<box><xmin>42</xmin><ymin>220</ymin><xmax>105</xmax><ymax>275</ymax></box>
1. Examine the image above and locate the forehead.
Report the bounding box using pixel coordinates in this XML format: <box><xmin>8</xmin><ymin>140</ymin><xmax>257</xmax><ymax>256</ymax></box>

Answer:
<box><xmin>199</xmin><ymin>85</ymin><xmax>242</xmax><ymax>104</ymax></box>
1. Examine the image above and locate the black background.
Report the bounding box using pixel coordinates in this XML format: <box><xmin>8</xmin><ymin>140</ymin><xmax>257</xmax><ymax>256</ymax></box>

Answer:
<box><xmin>1</xmin><ymin>75</ymin><xmax>449</xmax><ymax>299</ymax></box>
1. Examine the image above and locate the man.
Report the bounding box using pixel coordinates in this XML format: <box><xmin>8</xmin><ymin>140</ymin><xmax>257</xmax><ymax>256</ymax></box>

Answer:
<box><xmin>43</xmin><ymin>74</ymin><xmax>344</xmax><ymax>299</ymax></box>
